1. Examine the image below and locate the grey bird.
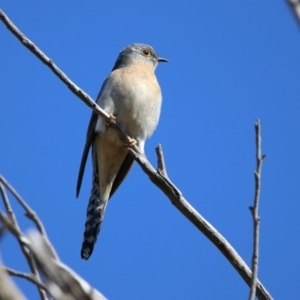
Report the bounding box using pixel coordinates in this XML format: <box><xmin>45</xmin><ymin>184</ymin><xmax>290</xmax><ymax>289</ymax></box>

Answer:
<box><xmin>76</xmin><ymin>43</ymin><xmax>168</xmax><ymax>260</ymax></box>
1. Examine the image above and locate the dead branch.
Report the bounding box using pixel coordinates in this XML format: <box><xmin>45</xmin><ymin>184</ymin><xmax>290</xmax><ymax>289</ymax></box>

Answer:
<box><xmin>0</xmin><ymin>8</ymin><xmax>273</xmax><ymax>300</ymax></box>
<box><xmin>4</xmin><ymin>267</ymin><xmax>49</xmax><ymax>294</ymax></box>
<box><xmin>0</xmin><ymin>177</ymin><xmax>107</xmax><ymax>300</ymax></box>
<box><xmin>0</xmin><ymin>176</ymin><xmax>58</xmax><ymax>260</ymax></box>
<box><xmin>0</xmin><ymin>181</ymin><xmax>47</xmax><ymax>300</ymax></box>
<box><xmin>248</xmin><ymin>120</ymin><xmax>265</xmax><ymax>300</ymax></box>
<box><xmin>28</xmin><ymin>230</ymin><xmax>107</xmax><ymax>300</ymax></box>
<box><xmin>0</xmin><ymin>260</ymin><xmax>26</xmax><ymax>300</ymax></box>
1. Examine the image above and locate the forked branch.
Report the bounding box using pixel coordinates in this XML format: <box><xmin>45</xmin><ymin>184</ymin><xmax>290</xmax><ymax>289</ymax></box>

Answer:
<box><xmin>0</xmin><ymin>177</ymin><xmax>107</xmax><ymax>300</ymax></box>
<box><xmin>0</xmin><ymin>9</ymin><xmax>272</xmax><ymax>300</ymax></box>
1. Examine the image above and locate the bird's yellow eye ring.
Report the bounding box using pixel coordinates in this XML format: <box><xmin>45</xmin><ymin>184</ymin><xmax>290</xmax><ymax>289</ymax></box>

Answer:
<box><xmin>142</xmin><ymin>49</ymin><xmax>151</xmax><ymax>57</ymax></box>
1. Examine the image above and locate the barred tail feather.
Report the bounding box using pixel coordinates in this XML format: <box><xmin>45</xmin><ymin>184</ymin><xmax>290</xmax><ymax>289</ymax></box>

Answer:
<box><xmin>81</xmin><ymin>139</ymin><xmax>128</xmax><ymax>259</ymax></box>
<box><xmin>81</xmin><ymin>154</ymin><xmax>107</xmax><ymax>260</ymax></box>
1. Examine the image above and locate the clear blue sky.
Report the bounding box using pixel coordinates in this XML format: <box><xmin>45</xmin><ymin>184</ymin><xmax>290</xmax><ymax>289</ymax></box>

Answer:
<box><xmin>1</xmin><ymin>1</ymin><xmax>299</xmax><ymax>299</ymax></box>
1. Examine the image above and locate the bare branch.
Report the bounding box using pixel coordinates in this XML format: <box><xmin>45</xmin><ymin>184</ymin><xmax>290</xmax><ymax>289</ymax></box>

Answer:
<box><xmin>0</xmin><ymin>9</ymin><xmax>273</xmax><ymax>300</ymax></box>
<box><xmin>28</xmin><ymin>230</ymin><xmax>107</xmax><ymax>300</ymax></box>
<box><xmin>0</xmin><ymin>211</ymin><xmax>22</xmax><ymax>241</ymax></box>
<box><xmin>0</xmin><ymin>10</ymin><xmax>109</xmax><ymax>120</ymax></box>
<box><xmin>4</xmin><ymin>267</ymin><xmax>49</xmax><ymax>294</ymax></box>
<box><xmin>0</xmin><ymin>9</ymin><xmax>139</xmax><ymax>152</ymax></box>
<box><xmin>0</xmin><ymin>211</ymin><xmax>47</xmax><ymax>299</ymax></box>
<box><xmin>286</xmin><ymin>0</ymin><xmax>300</xmax><ymax>28</ymax></box>
<box><xmin>127</xmin><ymin>147</ymin><xmax>272</xmax><ymax>300</ymax></box>
<box><xmin>0</xmin><ymin>175</ymin><xmax>58</xmax><ymax>260</ymax></box>
<box><xmin>0</xmin><ymin>175</ymin><xmax>46</xmax><ymax>235</ymax></box>
<box><xmin>156</xmin><ymin>144</ymin><xmax>168</xmax><ymax>176</ymax></box>
<box><xmin>0</xmin><ymin>182</ymin><xmax>17</xmax><ymax>226</ymax></box>
<box><xmin>0</xmin><ymin>208</ymin><xmax>107</xmax><ymax>299</ymax></box>
<box><xmin>0</xmin><ymin>174</ymin><xmax>60</xmax><ymax>298</ymax></box>
<box><xmin>248</xmin><ymin>120</ymin><xmax>265</xmax><ymax>300</ymax></box>
<box><xmin>0</xmin><ymin>261</ymin><xmax>26</xmax><ymax>300</ymax></box>
<box><xmin>0</xmin><ymin>210</ymin><xmax>47</xmax><ymax>300</ymax></box>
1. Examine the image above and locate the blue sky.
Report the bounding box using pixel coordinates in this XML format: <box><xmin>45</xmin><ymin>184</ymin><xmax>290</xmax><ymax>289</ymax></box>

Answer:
<box><xmin>0</xmin><ymin>1</ymin><xmax>299</xmax><ymax>299</ymax></box>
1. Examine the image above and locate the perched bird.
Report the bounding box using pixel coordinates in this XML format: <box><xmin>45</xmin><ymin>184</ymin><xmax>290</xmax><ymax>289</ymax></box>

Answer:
<box><xmin>76</xmin><ymin>43</ymin><xmax>168</xmax><ymax>260</ymax></box>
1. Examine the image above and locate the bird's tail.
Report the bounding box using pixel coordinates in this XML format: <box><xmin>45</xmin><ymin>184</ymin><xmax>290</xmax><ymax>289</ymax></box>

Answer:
<box><xmin>81</xmin><ymin>155</ymin><xmax>107</xmax><ymax>260</ymax></box>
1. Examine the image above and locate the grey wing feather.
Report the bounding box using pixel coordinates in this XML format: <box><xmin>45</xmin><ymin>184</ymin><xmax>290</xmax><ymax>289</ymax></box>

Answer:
<box><xmin>77</xmin><ymin>79</ymin><xmax>111</xmax><ymax>197</ymax></box>
<box><xmin>76</xmin><ymin>112</ymin><xmax>98</xmax><ymax>197</ymax></box>
<box><xmin>76</xmin><ymin>112</ymin><xmax>135</xmax><ymax>199</ymax></box>
<box><xmin>109</xmin><ymin>154</ymin><xmax>135</xmax><ymax>199</ymax></box>
<box><xmin>77</xmin><ymin>75</ymin><xmax>135</xmax><ymax>198</ymax></box>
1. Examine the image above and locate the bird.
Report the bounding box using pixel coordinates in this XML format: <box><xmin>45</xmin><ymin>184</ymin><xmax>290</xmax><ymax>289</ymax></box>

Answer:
<box><xmin>76</xmin><ymin>43</ymin><xmax>168</xmax><ymax>260</ymax></box>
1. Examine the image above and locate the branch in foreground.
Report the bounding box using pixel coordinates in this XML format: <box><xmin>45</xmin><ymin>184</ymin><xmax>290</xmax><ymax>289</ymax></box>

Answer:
<box><xmin>0</xmin><ymin>260</ymin><xmax>26</xmax><ymax>300</ymax></box>
<box><xmin>28</xmin><ymin>230</ymin><xmax>107</xmax><ymax>300</ymax></box>
<box><xmin>0</xmin><ymin>177</ymin><xmax>107</xmax><ymax>300</ymax></box>
<box><xmin>0</xmin><ymin>175</ymin><xmax>58</xmax><ymax>261</ymax></box>
<box><xmin>286</xmin><ymin>0</ymin><xmax>300</xmax><ymax>28</ymax></box>
<box><xmin>0</xmin><ymin>211</ymin><xmax>49</xmax><ymax>299</ymax></box>
<box><xmin>0</xmin><ymin>180</ymin><xmax>47</xmax><ymax>300</ymax></box>
<box><xmin>0</xmin><ymin>9</ymin><xmax>273</xmax><ymax>300</ymax></box>
<box><xmin>249</xmin><ymin>120</ymin><xmax>265</xmax><ymax>300</ymax></box>
<box><xmin>4</xmin><ymin>267</ymin><xmax>49</xmax><ymax>294</ymax></box>
<box><xmin>129</xmin><ymin>145</ymin><xmax>272</xmax><ymax>300</ymax></box>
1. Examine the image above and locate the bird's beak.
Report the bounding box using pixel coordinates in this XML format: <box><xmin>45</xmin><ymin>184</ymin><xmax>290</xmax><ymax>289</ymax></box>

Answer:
<box><xmin>157</xmin><ymin>57</ymin><xmax>168</xmax><ymax>63</ymax></box>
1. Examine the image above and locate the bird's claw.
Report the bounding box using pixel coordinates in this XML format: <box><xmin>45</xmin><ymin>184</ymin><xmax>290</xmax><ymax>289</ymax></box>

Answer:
<box><xmin>125</xmin><ymin>138</ymin><xmax>137</xmax><ymax>147</ymax></box>
<box><xmin>105</xmin><ymin>114</ymin><xmax>116</xmax><ymax>126</ymax></box>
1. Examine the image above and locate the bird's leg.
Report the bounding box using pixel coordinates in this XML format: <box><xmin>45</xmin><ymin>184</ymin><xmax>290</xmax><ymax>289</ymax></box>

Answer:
<box><xmin>105</xmin><ymin>114</ymin><xmax>116</xmax><ymax>126</ymax></box>
<box><xmin>124</xmin><ymin>138</ymin><xmax>137</xmax><ymax>147</ymax></box>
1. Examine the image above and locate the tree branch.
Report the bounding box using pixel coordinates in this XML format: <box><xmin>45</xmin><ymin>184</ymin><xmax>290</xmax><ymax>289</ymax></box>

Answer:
<box><xmin>0</xmin><ymin>9</ymin><xmax>273</xmax><ymax>300</ymax></box>
<box><xmin>0</xmin><ymin>176</ymin><xmax>46</xmax><ymax>236</ymax></box>
<box><xmin>0</xmin><ymin>182</ymin><xmax>47</xmax><ymax>300</ymax></box>
<box><xmin>28</xmin><ymin>230</ymin><xmax>107</xmax><ymax>300</ymax></box>
<box><xmin>3</xmin><ymin>267</ymin><xmax>49</xmax><ymax>294</ymax></box>
<box><xmin>0</xmin><ymin>260</ymin><xmax>26</xmax><ymax>300</ymax></box>
<box><xmin>286</xmin><ymin>0</ymin><xmax>300</xmax><ymax>28</ymax></box>
<box><xmin>128</xmin><ymin>146</ymin><xmax>273</xmax><ymax>300</ymax></box>
<box><xmin>0</xmin><ymin>175</ymin><xmax>58</xmax><ymax>261</ymax></box>
<box><xmin>156</xmin><ymin>144</ymin><xmax>168</xmax><ymax>176</ymax></box>
<box><xmin>248</xmin><ymin>120</ymin><xmax>265</xmax><ymax>300</ymax></box>
<box><xmin>0</xmin><ymin>182</ymin><xmax>107</xmax><ymax>300</ymax></box>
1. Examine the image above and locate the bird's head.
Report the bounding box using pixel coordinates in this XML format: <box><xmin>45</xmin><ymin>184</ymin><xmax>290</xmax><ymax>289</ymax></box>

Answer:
<box><xmin>112</xmin><ymin>43</ymin><xmax>168</xmax><ymax>70</ymax></box>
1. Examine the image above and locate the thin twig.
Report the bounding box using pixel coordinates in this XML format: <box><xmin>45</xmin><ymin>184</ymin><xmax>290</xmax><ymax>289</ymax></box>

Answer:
<box><xmin>0</xmin><ymin>182</ymin><xmax>17</xmax><ymax>225</ymax></box>
<box><xmin>128</xmin><ymin>147</ymin><xmax>272</xmax><ymax>300</ymax></box>
<box><xmin>4</xmin><ymin>267</ymin><xmax>50</xmax><ymax>294</ymax></box>
<box><xmin>0</xmin><ymin>9</ymin><xmax>273</xmax><ymax>300</ymax></box>
<box><xmin>0</xmin><ymin>10</ymin><xmax>107</xmax><ymax>119</ymax></box>
<box><xmin>0</xmin><ymin>175</ymin><xmax>46</xmax><ymax>236</ymax></box>
<box><xmin>0</xmin><ymin>261</ymin><xmax>26</xmax><ymax>300</ymax></box>
<box><xmin>156</xmin><ymin>144</ymin><xmax>168</xmax><ymax>176</ymax></box>
<box><xmin>1</xmin><ymin>197</ymin><xmax>106</xmax><ymax>299</ymax></box>
<box><xmin>249</xmin><ymin>120</ymin><xmax>265</xmax><ymax>300</ymax></box>
<box><xmin>28</xmin><ymin>230</ymin><xmax>107</xmax><ymax>300</ymax></box>
<box><xmin>0</xmin><ymin>210</ymin><xmax>47</xmax><ymax>300</ymax></box>
<box><xmin>286</xmin><ymin>0</ymin><xmax>300</xmax><ymax>28</ymax></box>
<box><xmin>0</xmin><ymin>211</ymin><xmax>23</xmax><ymax>240</ymax></box>
<box><xmin>0</xmin><ymin>175</ymin><xmax>59</xmax><ymax>260</ymax></box>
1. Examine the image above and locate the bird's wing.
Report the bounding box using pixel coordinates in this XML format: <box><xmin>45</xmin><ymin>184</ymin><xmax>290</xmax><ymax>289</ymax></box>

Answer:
<box><xmin>77</xmin><ymin>71</ymin><xmax>136</xmax><ymax>199</ymax></box>
<box><xmin>109</xmin><ymin>153</ymin><xmax>135</xmax><ymax>199</ymax></box>
<box><xmin>76</xmin><ymin>112</ymin><xmax>98</xmax><ymax>197</ymax></box>
<box><xmin>77</xmin><ymin>111</ymin><xmax>135</xmax><ymax>199</ymax></box>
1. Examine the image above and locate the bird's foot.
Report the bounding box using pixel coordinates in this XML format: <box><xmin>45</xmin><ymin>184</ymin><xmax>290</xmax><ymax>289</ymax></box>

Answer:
<box><xmin>105</xmin><ymin>114</ymin><xmax>116</xmax><ymax>126</ymax></box>
<box><xmin>125</xmin><ymin>138</ymin><xmax>137</xmax><ymax>147</ymax></box>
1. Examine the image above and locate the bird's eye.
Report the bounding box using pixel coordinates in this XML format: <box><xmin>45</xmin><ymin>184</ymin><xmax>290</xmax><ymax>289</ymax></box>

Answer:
<box><xmin>142</xmin><ymin>49</ymin><xmax>151</xmax><ymax>57</ymax></box>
